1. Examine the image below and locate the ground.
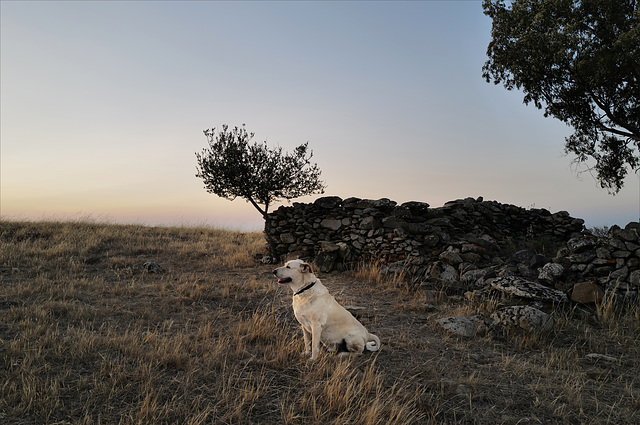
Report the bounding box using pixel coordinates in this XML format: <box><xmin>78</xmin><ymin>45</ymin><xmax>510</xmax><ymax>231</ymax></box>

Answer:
<box><xmin>0</xmin><ymin>221</ymin><xmax>638</xmax><ymax>424</ymax></box>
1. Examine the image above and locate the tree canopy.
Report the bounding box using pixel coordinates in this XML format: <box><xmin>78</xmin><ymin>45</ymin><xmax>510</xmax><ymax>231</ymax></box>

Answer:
<box><xmin>482</xmin><ymin>0</ymin><xmax>640</xmax><ymax>193</ymax></box>
<box><xmin>195</xmin><ymin>125</ymin><xmax>326</xmax><ymax>258</ymax></box>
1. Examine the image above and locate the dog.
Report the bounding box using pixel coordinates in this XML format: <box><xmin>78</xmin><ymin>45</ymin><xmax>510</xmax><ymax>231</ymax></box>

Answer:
<box><xmin>273</xmin><ymin>259</ymin><xmax>381</xmax><ymax>361</ymax></box>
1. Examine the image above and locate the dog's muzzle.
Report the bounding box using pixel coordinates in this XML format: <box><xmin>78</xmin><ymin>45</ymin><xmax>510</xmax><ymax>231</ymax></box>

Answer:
<box><xmin>273</xmin><ymin>269</ymin><xmax>292</xmax><ymax>284</ymax></box>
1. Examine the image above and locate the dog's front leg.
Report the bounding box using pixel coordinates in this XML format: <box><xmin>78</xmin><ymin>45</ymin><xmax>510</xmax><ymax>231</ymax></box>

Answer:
<box><xmin>302</xmin><ymin>326</ymin><xmax>312</xmax><ymax>357</ymax></box>
<box><xmin>310</xmin><ymin>323</ymin><xmax>322</xmax><ymax>361</ymax></box>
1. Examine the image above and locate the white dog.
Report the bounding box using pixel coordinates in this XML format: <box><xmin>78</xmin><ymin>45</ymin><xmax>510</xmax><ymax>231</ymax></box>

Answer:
<box><xmin>273</xmin><ymin>259</ymin><xmax>381</xmax><ymax>360</ymax></box>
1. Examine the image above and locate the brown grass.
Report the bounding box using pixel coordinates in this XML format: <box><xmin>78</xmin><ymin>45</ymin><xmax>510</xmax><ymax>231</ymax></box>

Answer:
<box><xmin>1</xmin><ymin>220</ymin><xmax>639</xmax><ymax>424</ymax></box>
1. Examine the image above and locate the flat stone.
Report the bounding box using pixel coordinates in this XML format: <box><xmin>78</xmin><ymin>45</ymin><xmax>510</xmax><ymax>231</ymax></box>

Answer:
<box><xmin>586</xmin><ymin>353</ymin><xmax>618</xmax><ymax>363</ymax></box>
<box><xmin>320</xmin><ymin>218</ymin><xmax>342</xmax><ymax>231</ymax></box>
<box><xmin>489</xmin><ymin>305</ymin><xmax>554</xmax><ymax>333</ymax></box>
<box><xmin>567</xmin><ymin>237</ymin><xmax>597</xmax><ymax>253</ymax></box>
<box><xmin>436</xmin><ymin>315</ymin><xmax>486</xmax><ymax>337</ymax></box>
<box><xmin>314</xmin><ymin>196</ymin><xmax>342</xmax><ymax>208</ymax></box>
<box><xmin>538</xmin><ymin>262</ymin><xmax>564</xmax><ymax>283</ymax></box>
<box><xmin>280</xmin><ymin>232</ymin><xmax>296</xmax><ymax>244</ymax></box>
<box><xmin>571</xmin><ymin>281</ymin><xmax>604</xmax><ymax>304</ymax></box>
<box><xmin>426</xmin><ymin>261</ymin><xmax>458</xmax><ymax>284</ymax></box>
<box><xmin>490</xmin><ymin>276</ymin><xmax>567</xmax><ymax>303</ymax></box>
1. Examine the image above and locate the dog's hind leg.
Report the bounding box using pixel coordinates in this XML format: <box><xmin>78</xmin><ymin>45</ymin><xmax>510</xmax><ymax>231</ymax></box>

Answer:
<box><xmin>342</xmin><ymin>334</ymin><xmax>365</xmax><ymax>355</ymax></box>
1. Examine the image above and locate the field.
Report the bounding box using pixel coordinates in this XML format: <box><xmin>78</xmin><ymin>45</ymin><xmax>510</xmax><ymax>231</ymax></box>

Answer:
<box><xmin>1</xmin><ymin>220</ymin><xmax>639</xmax><ymax>424</ymax></box>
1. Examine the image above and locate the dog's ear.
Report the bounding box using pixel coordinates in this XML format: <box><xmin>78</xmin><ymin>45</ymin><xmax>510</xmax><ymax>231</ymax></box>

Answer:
<box><xmin>300</xmin><ymin>262</ymin><xmax>313</xmax><ymax>273</ymax></box>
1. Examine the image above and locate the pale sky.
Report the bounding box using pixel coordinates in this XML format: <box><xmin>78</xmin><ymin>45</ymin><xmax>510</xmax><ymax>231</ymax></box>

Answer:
<box><xmin>1</xmin><ymin>1</ymin><xmax>637</xmax><ymax>231</ymax></box>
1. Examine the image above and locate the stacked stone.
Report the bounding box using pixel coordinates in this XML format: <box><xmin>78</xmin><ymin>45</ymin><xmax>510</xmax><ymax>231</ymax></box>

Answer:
<box><xmin>554</xmin><ymin>223</ymin><xmax>640</xmax><ymax>299</ymax></box>
<box><xmin>267</xmin><ymin>196</ymin><xmax>585</xmax><ymax>274</ymax></box>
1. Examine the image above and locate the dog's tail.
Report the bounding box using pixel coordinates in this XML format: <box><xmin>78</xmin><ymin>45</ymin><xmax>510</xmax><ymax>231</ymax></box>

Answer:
<box><xmin>365</xmin><ymin>333</ymin><xmax>381</xmax><ymax>351</ymax></box>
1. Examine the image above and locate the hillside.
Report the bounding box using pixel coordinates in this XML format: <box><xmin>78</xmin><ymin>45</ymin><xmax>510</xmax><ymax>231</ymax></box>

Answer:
<box><xmin>1</xmin><ymin>220</ymin><xmax>638</xmax><ymax>424</ymax></box>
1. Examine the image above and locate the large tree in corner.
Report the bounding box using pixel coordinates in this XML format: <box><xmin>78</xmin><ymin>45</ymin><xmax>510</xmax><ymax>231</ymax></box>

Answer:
<box><xmin>483</xmin><ymin>0</ymin><xmax>640</xmax><ymax>193</ymax></box>
<box><xmin>195</xmin><ymin>125</ymin><xmax>326</xmax><ymax>260</ymax></box>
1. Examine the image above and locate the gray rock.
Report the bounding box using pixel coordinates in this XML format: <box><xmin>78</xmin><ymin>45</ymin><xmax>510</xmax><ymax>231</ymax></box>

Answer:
<box><xmin>538</xmin><ymin>262</ymin><xmax>564</xmax><ymax>283</ymax></box>
<box><xmin>512</xmin><ymin>250</ymin><xmax>535</xmax><ymax>264</ymax></box>
<box><xmin>280</xmin><ymin>233</ymin><xmax>296</xmax><ymax>244</ymax></box>
<box><xmin>585</xmin><ymin>353</ymin><xmax>618</xmax><ymax>363</ymax></box>
<box><xmin>314</xmin><ymin>196</ymin><xmax>342</xmax><ymax>208</ymax></box>
<box><xmin>489</xmin><ymin>305</ymin><xmax>554</xmax><ymax>333</ymax></box>
<box><xmin>436</xmin><ymin>315</ymin><xmax>486</xmax><ymax>337</ymax></box>
<box><xmin>142</xmin><ymin>262</ymin><xmax>164</xmax><ymax>273</ymax></box>
<box><xmin>359</xmin><ymin>216</ymin><xmax>381</xmax><ymax>230</ymax></box>
<box><xmin>490</xmin><ymin>276</ymin><xmax>567</xmax><ymax>303</ymax></box>
<box><xmin>567</xmin><ymin>237</ymin><xmax>597</xmax><ymax>253</ymax></box>
<box><xmin>319</xmin><ymin>241</ymin><xmax>340</xmax><ymax>253</ymax></box>
<box><xmin>426</xmin><ymin>261</ymin><xmax>458</xmax><ymax>284</ymax></box>
<box><xmin>439</xmin><ymin>247</ymin><xmax>463</xmax><ymax>265</ymax></box>
<box><xmin>320</xmin><ymin>219</ymin><xmax>342</xmax><ymax>231</ymax></box>
<box><xmin>314</xmin><ymin>251</ymin><xmax>338</xmax><ymax>273</ymax></box>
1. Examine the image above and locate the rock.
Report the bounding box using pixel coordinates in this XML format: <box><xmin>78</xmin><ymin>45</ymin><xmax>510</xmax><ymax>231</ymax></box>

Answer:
<box><xmin>567</xmin><ymin>237</ymin><xmax>597</xmax><ymax>253</ymax></box>
<box><xmin>400</xmin><ymin>201</ymin><xmax>430</xmax><ymax>211</ymax></box>
<box><xmin>314</xmin><ymin>251</ymin><xmax>338</xmax><ymax>273</ymax></box>
<box><xmin>439</xmin><ymin>247</ymin><xmax>463</xmax><ymax>265</ymax></box>
<box><xmin>142</xmin><ymin>262</ymin><xmax>164</xmax><ymax>273</ymax></box>
<box><xmin>529</xmin><ymin>254</ymin><xmax>548</xmax><ymax>269</ymax></box>
<box><xmin>490</xmin><ymin>276</ymin><xmax>567</xmax><ymax>303</ymax></box>
<box><xmin>319</xmin><ymin>241</ymin><xmax>340</xmax><ymax>253</ymax></box>
<box><xmin>280</xmin><ymin>233</ymin><xmax>296</xmax><ymax>244</ymax></box>
<box><xmin>512</xmin><ymin>250</ymin><xmax>535</xmax><ymax>264</ymax></box>
<box><xmin>359</xmin><ymin>216</ymin><xmax>381</xmax><ymax>230</ymax></box>
<box><xmin>314</xmin><ymin>196</ymin><xmax>342</xmax><ymax>209</ymax></box>
<box><xmin>436</xmin><ymin>315</ymin><xmax>486</xmax><ymax>337</ymax></box>
<box><xmin>538</xmin><ymin>262</ymin><xmax>564</xmax><ymax>283</ymax></box>
<box><xmin>320</xmin><ymin>218</ymin><xmax>342</xmax><ymax>231</ymax></box>
<box><xmin>585</xmin><ymin>353</ymin><xmax>618</xmax><ymax>363</ymax></box>
<box><xmin>489</xmin><ymin>305</ymin><xmax>554</xmax><ymax>333</ymax></box>
<box><xmin>335</xmin><ymin>242</ymin><xmax>352</xmax><ymax>260</ymax></box>
<box><xmin>426</xmin><ymin>261</ymin><xmax>458</xmax><ymax>284</ymax></box>
<box><xmin>460</xmin><ymin>269</ymin><xmax>488</xmax><ymax>285</ymax></box>
<box><xmin>570</xmin><ymin>281</ymin><xmax>604</xmax><ymax>304</ymax></box>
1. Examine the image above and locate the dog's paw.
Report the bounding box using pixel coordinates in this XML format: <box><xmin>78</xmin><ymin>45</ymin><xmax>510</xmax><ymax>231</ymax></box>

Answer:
<box><xmin>302</xmin><ymin>350</ymin><xmax>312</xmax><ymax>357</ymax></box>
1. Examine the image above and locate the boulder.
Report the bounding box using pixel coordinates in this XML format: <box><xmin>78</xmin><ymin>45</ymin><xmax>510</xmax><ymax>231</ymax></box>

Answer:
<box><xmin>142</xmin><ymin>262</ymin><xmax>164</xmax><ymax>273</ymax></box>
<box><xmin>314</xmin><ymin>196</ymin><xmax>342</xmax><ymax>209</ymax></box>
<box><xmin>512</xmin><ymin>250</ymin><xmax>535</xmax><ymax>264</ymax></box>
<box><xmin>490</xmin><ymin>276</ymin><xmax>567</xmax><ymax>303</ymax></box>
<box><xmin>314</xmin><ymin>251</ymin><xmax>338</xmax><ymax>273</ymax></box>
<box><xmin>320</xmin><ymin>219</ymin><xmax>342</xmax><ymax>231</ymax></box>
<box><xmin>570</xmin><ymin>281</ymin><xmax>604</xmax><ymax>304</ymax></box>
<box><xmin>426</xmin><ymin>261</ymin><xmax>458</xmax><ymax>284</ymax></box>
<box><xmin>538</xmin><ymin>262</ymin><xmax>564</xmax><ymax>284</ymax></box>
<box><xmin>436</xmin><ymin>315</ymin><xmax>486</xmax><ymax>337</ymax></box>
<box><xmin>489</xmin><ymin>305</ymin><xmax>554</xmax><ymax>333</ymax></box>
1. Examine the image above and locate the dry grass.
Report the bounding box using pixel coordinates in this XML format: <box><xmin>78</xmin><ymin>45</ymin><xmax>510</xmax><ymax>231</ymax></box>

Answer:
<box><xmin>1</xmin><ymin>220</ymin><xmax>639</xmax><ymax>424</ymax></box>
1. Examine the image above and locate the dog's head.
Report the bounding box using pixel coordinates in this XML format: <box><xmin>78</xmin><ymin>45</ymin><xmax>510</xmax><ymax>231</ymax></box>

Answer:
<box><xmin>273</xmin><ymin>259</ymin><xmax>314</xmax><ymax>289</ymax></box>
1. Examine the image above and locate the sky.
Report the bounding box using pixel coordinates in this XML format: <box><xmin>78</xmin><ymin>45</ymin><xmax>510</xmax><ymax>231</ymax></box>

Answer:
<box><xmin>1</xmin><ymin>0</ymin><xmax>638</xmax><ymax>232</ymax></box>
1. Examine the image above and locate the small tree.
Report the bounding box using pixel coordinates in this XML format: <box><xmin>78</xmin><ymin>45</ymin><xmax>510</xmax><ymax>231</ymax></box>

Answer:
<box><xmin>195</xmin><ymin>124</ymin><xmax>326</xmax><ymax>260</ymax></box>
<box><xmin>483</xmin><ymin>0</ymin><xmax>640</xmax><ymax>193</ymax></box>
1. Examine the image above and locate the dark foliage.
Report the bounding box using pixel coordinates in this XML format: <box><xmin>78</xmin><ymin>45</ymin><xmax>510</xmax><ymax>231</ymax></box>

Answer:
<box><xmin>483</xmin><ymin>0</ymin><xmax>640</xmax><ymax>193</ymax></box>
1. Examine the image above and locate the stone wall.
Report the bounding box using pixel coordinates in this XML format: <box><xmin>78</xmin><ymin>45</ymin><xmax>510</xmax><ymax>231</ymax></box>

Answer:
<box><xmin>267</xmin><ymin>196</ymin><xmax>639</xmax><ymax>302</ymax></box>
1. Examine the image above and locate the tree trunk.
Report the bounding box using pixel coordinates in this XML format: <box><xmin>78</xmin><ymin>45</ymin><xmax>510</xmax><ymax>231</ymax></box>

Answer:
<box><xmin>263</xmin><ymin>214</ymin><xmax>279</xmax><ymax>262</ymax></box>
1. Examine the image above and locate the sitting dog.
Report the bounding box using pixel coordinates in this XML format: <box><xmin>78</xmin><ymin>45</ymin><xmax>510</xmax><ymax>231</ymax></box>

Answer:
<box><xmin>273</xmin><ymin>259</ymin><xmax>381</xmax><ymax>360</ymax></box>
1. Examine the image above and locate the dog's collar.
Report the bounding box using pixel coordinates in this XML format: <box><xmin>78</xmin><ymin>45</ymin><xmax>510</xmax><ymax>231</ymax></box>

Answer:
<box><xmin>294</xmin><ymin>279</ymin><xmax>318</xmax><ymax>296</ymax></box>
